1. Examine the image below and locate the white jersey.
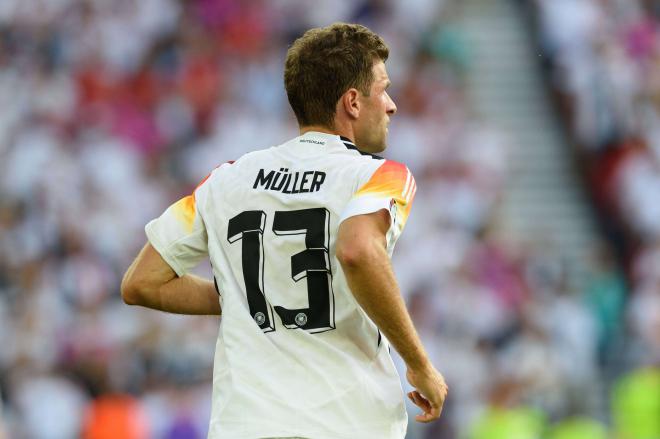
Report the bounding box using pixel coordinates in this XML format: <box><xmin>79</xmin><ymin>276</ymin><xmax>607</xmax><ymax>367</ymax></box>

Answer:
<box><xmin>145</xmin><ymin>131</ymin><xmax>416</xmax><ymax>439</ymax></box>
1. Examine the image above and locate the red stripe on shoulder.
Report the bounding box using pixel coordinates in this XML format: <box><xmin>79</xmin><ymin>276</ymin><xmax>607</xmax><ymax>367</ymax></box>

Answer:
<box><xmin>356</xmin><ymin>160</ymin><xmax>409</xmax><ymax>196</ymax></box>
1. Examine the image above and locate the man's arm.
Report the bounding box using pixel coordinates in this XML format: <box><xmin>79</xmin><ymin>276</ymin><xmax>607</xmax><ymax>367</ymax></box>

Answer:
<box><xmin>121</xmin><ymin>243</ymin><xmax>220</xmax><ymax>315</ymax></box>
<box><xmin>336</xmin><ymin>209</ymin><xmax>447</xmax><ymax>423</ymax></box>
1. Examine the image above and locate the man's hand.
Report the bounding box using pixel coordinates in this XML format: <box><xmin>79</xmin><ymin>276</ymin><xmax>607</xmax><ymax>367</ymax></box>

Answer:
<box><xmin>406</xmin><ymin>366</ymin><xmax>448</xmax><ymax>423</ymax></box>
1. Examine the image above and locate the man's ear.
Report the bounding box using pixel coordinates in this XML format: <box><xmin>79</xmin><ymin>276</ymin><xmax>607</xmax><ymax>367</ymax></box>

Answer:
<box><xmin>340</xmin><ymin>88</ymin><xmax>360</xmax><ymax>120</ymax></box>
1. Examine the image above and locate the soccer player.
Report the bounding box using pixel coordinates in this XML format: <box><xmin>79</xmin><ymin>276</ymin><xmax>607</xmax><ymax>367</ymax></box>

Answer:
<box><xmin>121</xmin><ymin>22</ymin><xmax>448</xmax><ymax>439</ymax></box>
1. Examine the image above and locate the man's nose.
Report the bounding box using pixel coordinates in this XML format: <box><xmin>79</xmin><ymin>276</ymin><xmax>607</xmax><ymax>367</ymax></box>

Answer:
<box><xmin>386</xmin><ymin>92</ymin><xmax>397</xmax><ymax>116</ymax></box>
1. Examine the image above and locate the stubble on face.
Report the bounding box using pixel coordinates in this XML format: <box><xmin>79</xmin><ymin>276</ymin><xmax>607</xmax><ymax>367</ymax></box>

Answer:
<box><xmin>355</xmin><ymin>61</ymin><xmax>395</xmax><ymax>154</ymax></box>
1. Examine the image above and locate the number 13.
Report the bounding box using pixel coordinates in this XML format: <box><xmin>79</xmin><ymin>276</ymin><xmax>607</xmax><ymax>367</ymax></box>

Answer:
<box><xmin>227</xmin><ymin>208</ymin><xmax>336</xmax><ymax>334</ymax></box>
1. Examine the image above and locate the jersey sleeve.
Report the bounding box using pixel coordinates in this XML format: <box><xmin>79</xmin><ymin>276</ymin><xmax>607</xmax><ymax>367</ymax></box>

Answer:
<box><xmin>144</xmin><ymin>174</ymin><xmax>212</xmax><ymax>277</ymax></box>
<box><xmin>339</xmin><ymin>160</ymin><xmax>416</xmax><ymax>235</ymax></box>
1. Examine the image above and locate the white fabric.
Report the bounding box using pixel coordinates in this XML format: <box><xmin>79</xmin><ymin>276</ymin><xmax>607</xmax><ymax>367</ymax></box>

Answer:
<box><xmin>145</xmin><ymin>132</ymin><xmax>415</xmax><ymax>439</ymax></box>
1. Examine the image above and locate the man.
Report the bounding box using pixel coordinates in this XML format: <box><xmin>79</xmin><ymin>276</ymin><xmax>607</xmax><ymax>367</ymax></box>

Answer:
<box><xmin>121</xmin><ymin>22</ymin><xmax>448</xmax><ymax>439</ymax></box>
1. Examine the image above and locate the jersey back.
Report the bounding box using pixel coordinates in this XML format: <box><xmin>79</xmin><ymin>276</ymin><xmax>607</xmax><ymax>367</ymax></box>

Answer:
<box><xmin>145</xmin><ymin>131</ymin><xmax>416</xmax><ymax>439</ymax></box>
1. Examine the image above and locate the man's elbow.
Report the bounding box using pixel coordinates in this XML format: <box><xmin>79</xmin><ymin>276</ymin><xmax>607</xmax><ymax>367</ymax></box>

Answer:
<box><xmin>336</xmin><ymin>244</ymin><xmax>356</xmax><ymax>269</ymax></box>
<box><xmin>336</xmin><ymin>241</ymin><xmax>375</xmax><ymax>270</ymax></box>
<box><xmin>337</xmin><ymin>212</ymin><xmax>389</xmax><ymax>270</ymax></box>
<box><xmin>120</xmin><ymin>275</ymin><xmax>148</xmax><ymax>306</ymax></box>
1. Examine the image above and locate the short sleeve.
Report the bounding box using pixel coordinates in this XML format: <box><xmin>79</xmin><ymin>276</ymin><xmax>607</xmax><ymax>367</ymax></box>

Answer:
<box><xmin>339</xmin><ymin>160</ymin><xmax>416</xmax><ymax>236</ymax></box>
<box><xmin>145</xmin><ymin>175</ymin><xmax>212</xmax><ymax>276</ymax></box>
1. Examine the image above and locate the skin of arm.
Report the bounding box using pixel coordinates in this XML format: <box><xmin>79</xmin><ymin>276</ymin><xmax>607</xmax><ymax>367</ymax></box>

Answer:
<box><xmin>121</xmin><ymin>243</ymin><xmax>221</xmax><ymax>315</ymax></box>
<box><xmin>336</xmin><ymin>209</ymin><xmax>447</xmax><ymax>422</ymax></box>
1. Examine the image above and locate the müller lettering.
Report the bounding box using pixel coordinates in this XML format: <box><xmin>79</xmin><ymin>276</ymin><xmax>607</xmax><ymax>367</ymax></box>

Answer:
<box><xmin>253</xmin><ymin>168</ymin><xmax>326</xmax><ymax>194</ymax></box>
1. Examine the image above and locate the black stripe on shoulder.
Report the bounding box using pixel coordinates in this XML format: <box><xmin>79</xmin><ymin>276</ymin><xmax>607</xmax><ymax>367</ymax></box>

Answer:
<box><xmin>213</xmin><ymin>276</ymin><xmax>221</xmax><ymax>296</ymax></box>
<box><xmin>340</xmin><ymin>136</ymin><xmax>384</xmax><ymax>160</ymax></box>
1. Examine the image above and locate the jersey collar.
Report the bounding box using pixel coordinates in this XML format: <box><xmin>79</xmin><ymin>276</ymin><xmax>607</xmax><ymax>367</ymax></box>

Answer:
<box><xmin>297</xmin><ymin>131</ymin><xmax>344</xmax><ymax>145</ymax></box>
<box><xmin>296</xmin><ymin>131</ymin><xmax>382</xmax><ymax>159</ymax></box>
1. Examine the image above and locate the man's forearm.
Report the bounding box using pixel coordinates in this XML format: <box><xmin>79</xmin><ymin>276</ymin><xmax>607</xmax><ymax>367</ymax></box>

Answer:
<box><xmin>121</xmin><ymin>243</ymin><xmax>221</xmax><ymax>315</ymax></box>
<box><xmin>153</xmin><ymin>274</ymin><xmax>221</xmax><ymax>315</ymax></box>
<box><xmin>124</xmin><ymin>273</ymin><xmax>220</xmax><ymax>315</ymax></box>
<box><xmin>340</xmin><ymin>242</ymin><xmax>431</xmax><ymax>371</ymax></box>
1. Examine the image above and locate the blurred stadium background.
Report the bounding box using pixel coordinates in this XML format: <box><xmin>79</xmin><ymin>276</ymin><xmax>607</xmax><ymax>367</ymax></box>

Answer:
<box><xmin>0</xmin><ymin>0</ymin><xmax>659</xmax><ymax>437</ymax></box>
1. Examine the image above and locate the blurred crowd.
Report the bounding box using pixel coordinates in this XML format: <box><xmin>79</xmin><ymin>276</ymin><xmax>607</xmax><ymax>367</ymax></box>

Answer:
<box><xmin>537</xmin><ymin>0</ymin><xmax>660</xmax><ymax>348</ymax></box>
<box><xmin>0</xmin><ymin>0</ymin><xmax>658</xmax><ymax>438</ymax></box>
<box><xmin>533</xmin><ymin>0</ymin><xmax>660</xmax><ymax>245</ymax></box>
<box><xmin>531</xmin><ymin>0</ymin><xmax>660</xmax><ymax>387</ymax></box>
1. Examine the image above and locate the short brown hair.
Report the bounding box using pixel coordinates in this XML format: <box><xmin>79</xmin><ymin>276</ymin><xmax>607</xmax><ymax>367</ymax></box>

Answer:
<box><xmin>284</xmin><ymin>23</ymin><xmax>389</xmax><ymax>128</ymax></box>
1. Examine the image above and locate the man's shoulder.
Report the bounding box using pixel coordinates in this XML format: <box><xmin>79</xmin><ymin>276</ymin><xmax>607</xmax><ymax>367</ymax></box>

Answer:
<box><xmin>233</xmin><ymin>145</ymin><xmax>277</xmax><ymax>165</ymax></box>
<box><xmin>207</xmin><ymin>146</ymin><xmax>278</xmax><ymax>177</ymax></box>
<box><xmin>204</xmin><ymin>138</ymin><xmax>412</xmax><ymax>186</ymax></box>
<box><xmin>351</xmin><ymin>157</ymin><xmax>411</xmax><ymax>183</ymax></box>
